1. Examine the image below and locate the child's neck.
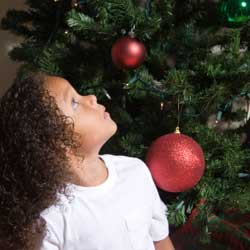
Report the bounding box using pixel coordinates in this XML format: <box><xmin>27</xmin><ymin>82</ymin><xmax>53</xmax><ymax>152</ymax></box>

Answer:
<box><xmin>69</xmin><ymin>155</ymin><xmax>109</xmax><ymax>187</ymax></box>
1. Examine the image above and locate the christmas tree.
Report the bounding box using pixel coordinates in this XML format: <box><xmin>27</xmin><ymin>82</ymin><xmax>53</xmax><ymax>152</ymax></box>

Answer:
<box><xmin>1</xmin><ymin>0</ymin><xmax>250</xmax><ymax>249</ymax></box>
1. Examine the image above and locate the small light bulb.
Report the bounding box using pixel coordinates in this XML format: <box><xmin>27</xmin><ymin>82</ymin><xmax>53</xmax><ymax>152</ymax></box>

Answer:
<box><xmin>241</xmin><ymin>1</ymin><xmax>247</xmax><ymax>8</ymax></box>
<box><xmin>160</xmin><ymin>102</ymin><xmax>164</xmax><ymax>110</ymax></box>
<box><xmin>64</xmin><ymin>30</ymin><xmax>69</xmax><ymax>34</ymax></box>
<box><xmin>123</xmin><ymin>83</ymin><xmax>133</xmax><ymax>90</ymax></box>
<box><xmin>103</xmin><ymin>89</ymin><xmax>112</xmax><ymax>100</ymax></box>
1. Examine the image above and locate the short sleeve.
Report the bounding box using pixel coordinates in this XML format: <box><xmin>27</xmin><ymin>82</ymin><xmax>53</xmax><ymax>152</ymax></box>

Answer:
<box><xmin>40</xmin><ymin>221</ymin><xmax>61</xmax><ymax>250</ymax></box>
<box><xmin>136</xmin><ymin>158</ymin><xmax>169</xmax><ymax>242</ymax></box>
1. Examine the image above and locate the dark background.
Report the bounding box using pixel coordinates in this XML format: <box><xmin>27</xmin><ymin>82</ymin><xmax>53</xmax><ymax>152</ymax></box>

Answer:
<box><xmin>0</xmin><ymin>1</ymin><xmax>26</xmax><ymax>97</ymax></box>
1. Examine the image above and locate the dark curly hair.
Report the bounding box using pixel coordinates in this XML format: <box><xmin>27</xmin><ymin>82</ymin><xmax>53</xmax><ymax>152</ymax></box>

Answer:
<box><xmin>0</xmin><ymin>70</ymin><xmax>84</xmax><ymax>250</ymax></box>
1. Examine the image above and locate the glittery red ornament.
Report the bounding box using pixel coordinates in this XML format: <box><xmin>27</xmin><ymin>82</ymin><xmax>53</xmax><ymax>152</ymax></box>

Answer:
<box><xmin>111</xmin><ymin>36</ymin><xmax>146</xmax><ymax>69</ymax></box>
<box><xmin>145</xmin><ymin>131</ymin><xmax>205</xmax><ymax>192</ymax></box>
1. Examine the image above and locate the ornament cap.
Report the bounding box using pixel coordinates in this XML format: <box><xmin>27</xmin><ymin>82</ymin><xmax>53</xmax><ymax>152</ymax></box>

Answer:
<box><xmin>175</xmin><ymin>126</ymin><xmax>181</xmax><ymax>134</ymax></box>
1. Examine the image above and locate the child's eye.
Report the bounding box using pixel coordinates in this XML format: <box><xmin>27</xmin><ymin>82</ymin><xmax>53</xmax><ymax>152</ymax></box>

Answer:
<box><xmin>72</xmin><ymin>98</ymin><xmax>79</xmax><ymax>109</ymax></box>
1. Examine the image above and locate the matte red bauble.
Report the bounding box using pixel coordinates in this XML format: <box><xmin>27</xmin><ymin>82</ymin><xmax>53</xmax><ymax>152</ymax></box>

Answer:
<box><xmin>145</xmin><ymin>132</ymin><xmax>205</xmax><ymax>192</ymax></box>
<box><xmin>111</xmin><ymin>36</ymin><xmax>146</xmax><ymax>69</ymax></box>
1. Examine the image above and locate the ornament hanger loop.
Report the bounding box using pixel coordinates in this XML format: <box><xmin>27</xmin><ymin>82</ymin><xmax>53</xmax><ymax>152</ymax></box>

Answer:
<box><xmin>174</xmin><ymin>95</ymin><xmax>182</xmax><ymax>133</ymax></box>
<box><xmin>177</xmin><ymin>95</ymin><xmax>180</xmax><ymax>127</ymax></box>
<box><xmin>128</xmin><ymin>24</ymin><xmax>136</xmax><ymax>38</ymax></box>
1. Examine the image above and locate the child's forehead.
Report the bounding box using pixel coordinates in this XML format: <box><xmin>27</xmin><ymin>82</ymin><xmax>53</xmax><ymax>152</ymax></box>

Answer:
<box><xmin>43</xmin><ymin>76</ymin><xmax>73</xmax><ymax>108</ymax></box>
<box><xmin>44</xmin><ymin>76</ymin><xmax>71</xmax><ymax>95</ymax></box>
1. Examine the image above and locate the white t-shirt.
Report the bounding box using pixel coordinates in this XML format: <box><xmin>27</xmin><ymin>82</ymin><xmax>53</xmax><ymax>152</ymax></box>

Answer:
<box><xmin>40</xmin><ymin>154</ymin><xmax>169</xmax><ymax>250</ymax></box>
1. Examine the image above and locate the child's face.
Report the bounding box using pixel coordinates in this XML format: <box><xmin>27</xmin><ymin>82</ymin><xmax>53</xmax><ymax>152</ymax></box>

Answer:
<box><xmin>43</xmin><ymin>76</ymin><xmax>117</xmax><ymax>155</ymax></box>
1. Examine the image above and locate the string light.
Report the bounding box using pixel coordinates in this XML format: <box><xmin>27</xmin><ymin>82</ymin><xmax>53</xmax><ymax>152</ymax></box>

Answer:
<box><xmin>160</xmin><ymin>101</ymin><xmax>164</xmax><ymax>110</ymax></box>
<box><xmin>102</xmin><ymin>89</ymin><xmax>112</xmax><ymax>100</ymax></box>
<box><xmin>123</xmin><ymin>83</ymin><xmax>131</xmax><ymax>89</ymax></box>
<box><xmin>241</xmin><ymin>1</ymin><xmax>247</xmax><ymax>8</ymax></box>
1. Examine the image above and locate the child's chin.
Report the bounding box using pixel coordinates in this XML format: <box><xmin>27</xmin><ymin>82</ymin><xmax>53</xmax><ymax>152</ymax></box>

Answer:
<box><xmin>112</xmin><ymin>121</ymin><xmax>118</xmax><ymax>133</ymax></box>
<box><xmin>108</xmin><ymin>121</ymin><xmax>118</xmax><ymax>137</ymax></box>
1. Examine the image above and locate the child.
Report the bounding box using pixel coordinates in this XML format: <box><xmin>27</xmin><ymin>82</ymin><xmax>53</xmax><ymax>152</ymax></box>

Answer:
<box><xmin>0</xmin><ymin>70</ymin><xmax>175</xmax><ymax>250</ymax></box>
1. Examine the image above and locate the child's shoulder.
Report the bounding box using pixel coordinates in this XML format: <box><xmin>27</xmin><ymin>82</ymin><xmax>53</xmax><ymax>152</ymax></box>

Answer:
<box><xmin>39</xmin><ymin>201</ymin><xmax>66</xmax><ymax>234</ymax></box>
<box><xmin>40</xmin><ymin>195</ymin><xmax>68</xmax><ymax>218</ymax></box>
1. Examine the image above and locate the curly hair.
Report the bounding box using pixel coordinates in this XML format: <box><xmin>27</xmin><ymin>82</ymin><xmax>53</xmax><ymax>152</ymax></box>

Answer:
<box><xmin>0</xmin><ymin>70</ymin><xmax>84</xmax><ymax>250</ymax></box>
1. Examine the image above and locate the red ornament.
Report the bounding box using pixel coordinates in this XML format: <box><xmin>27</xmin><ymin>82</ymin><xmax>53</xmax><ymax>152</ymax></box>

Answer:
<box><xmin>145</xmin><ymin>131</ymin><xmax>205</xmax><ymax>192</ymax></box>
<box><xmin>111</xmin><ymin>36</ymin><xmax>146</xmax><ymax>69</ymax></box>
